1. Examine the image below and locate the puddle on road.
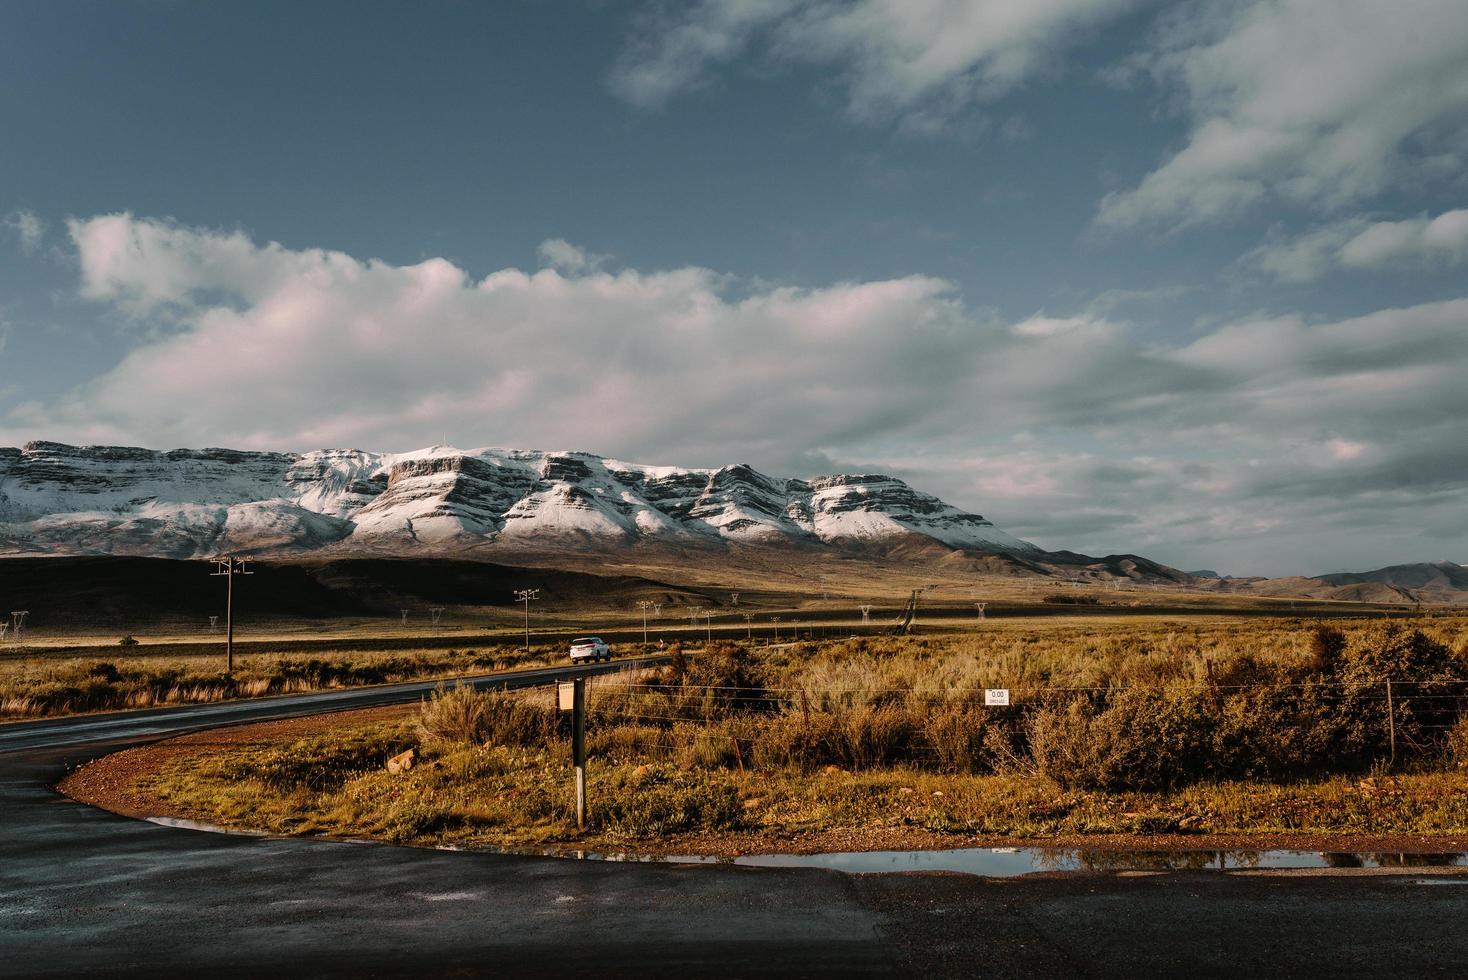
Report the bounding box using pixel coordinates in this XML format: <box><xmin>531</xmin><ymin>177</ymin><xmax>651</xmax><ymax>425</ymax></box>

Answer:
<box><xmin>577</xmin><ymin>847</ymin><xmax>1468</xmax><ymax>877</ymax></box>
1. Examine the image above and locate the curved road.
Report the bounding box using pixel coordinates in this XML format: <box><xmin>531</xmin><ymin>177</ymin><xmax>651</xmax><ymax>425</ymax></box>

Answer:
<box><xmin>4</xmin><ymin>660</ymin><xmax>1468</xmax><ymax>978</ymax></box>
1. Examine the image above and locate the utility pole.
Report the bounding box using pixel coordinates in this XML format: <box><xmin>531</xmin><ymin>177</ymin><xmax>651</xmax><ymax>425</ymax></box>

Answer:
<box><xmin>730</xmin><ymin>592</ymin><xmax>739</xmax><ymax>606</ymax></box>
<box><xmin>514</xmin><ymin>589</ymin><xmax>540</xmax><ymax>650</ymax></box>
<box><xmin>860</xmin><ymin>604</ymin><xmax>872</xmax><ymax>625</ymax></box>
<box><xmin>10</xmin><ymin>611</ymin><xmax>28</xmax><ymax>643</ymax></box>
<box><xmin>743</xmin><ymin>612</ymin><xmax>754</xmax><ymax>639</ymax></box>
<box><xmin>771</xmin><ymin>616</ymin><xmax>781</xmax><ymax>641</ymax></box>
<box><xmin>636</xmin><ymin>600</ymin><xmax>654</xmax><ymax>643</ymax></box>
<box><xmin>975</xmin><ymin>602</ymin><xmax>986</xmax><ymax>621</ymax></box>
<box><xmin>704</xmin><ymin>610</ymin><xmax>713</xmax><ymax>643</ymax></box>
<box><xmin>209</xmin><ymin>557</ymin><xmax>252</xmax><ymax>673</ymax></box>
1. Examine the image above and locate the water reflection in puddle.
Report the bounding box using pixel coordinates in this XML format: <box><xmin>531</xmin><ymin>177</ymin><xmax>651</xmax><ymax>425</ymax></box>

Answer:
<box><xmin>601</xmin><ymin>847</ymin><xmax>1468</xmax><ymax>876</ymax></box>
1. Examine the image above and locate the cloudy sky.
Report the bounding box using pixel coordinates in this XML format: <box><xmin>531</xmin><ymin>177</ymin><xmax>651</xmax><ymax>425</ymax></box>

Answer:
<box><xmin>3</xmin><ymin>0</ymin><xmax>1467</xmax><ymax>576</ymax></box>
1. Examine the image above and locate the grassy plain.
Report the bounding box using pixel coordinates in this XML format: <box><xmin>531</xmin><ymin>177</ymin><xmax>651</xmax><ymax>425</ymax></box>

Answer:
<box><xmin>95</xmin><ymin>615</ymin><xmax>1468</xmax><ymax>851</ymax></box>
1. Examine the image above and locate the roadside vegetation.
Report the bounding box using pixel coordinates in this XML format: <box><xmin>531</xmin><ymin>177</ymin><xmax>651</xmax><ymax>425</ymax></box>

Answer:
<box><xmin>122</xmin><ymin>616</ymin><xmax>1468</xmax><ymax>849</ymax></box>
<box><xmin>0</xmin><ymin>645</ymin><xmax>570</xmax><ymax>719</ymax></box>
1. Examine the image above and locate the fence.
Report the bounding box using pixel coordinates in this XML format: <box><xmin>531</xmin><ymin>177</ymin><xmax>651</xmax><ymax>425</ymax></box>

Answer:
<box><xmin>546</xmin><ymin>669</ymin><xmax>1468</xmax><ymax>787</ymax></box>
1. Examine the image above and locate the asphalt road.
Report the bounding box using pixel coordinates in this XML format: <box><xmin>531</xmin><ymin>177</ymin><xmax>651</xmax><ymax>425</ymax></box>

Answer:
<box><xmin>4</xmin><ymin>661</ymin><xmax>1468</xmax><ymax>978</ymax></box>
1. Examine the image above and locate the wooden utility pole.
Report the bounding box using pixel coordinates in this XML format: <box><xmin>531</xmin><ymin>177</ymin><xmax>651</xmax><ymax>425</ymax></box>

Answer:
<box><xmin>636</xmin><ymin>600</ymin><xmax>654</xmax><ymax>643</ymax></box>
<box><xmin>514</xmin><ymin>588</ymin><xmax>540</xmax><ymax>650</ymax></box>
<box><xmin>210</xmin><ymin>556</ymin><xmax>252</xmax><ymax>673</ymax></box>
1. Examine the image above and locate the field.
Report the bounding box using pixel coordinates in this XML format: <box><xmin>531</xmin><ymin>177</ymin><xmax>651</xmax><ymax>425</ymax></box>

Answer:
<box><xmin>66</xmin><ymin>614</ymin><xmax>1468</xmax><ymax>853</ymax></box>
<box><xmin>9</xmin><ymin>551</ymin><xmax>1453</xmax><ymax>721</ymax></box>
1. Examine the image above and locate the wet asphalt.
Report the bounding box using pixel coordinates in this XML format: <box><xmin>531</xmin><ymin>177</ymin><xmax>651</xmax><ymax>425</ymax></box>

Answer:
<box><xmin>4</xmin><ymin>662</ymin><xmax>1468</xmax><ymax>977</ymax></box>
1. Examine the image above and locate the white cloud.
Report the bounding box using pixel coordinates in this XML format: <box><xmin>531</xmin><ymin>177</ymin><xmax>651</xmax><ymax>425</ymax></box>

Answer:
<box><xmin>1010</xmin><ymin>313</ymin><xmax>1118</xmax><ymax>338</ymax></box>
<box><xmin>1098</xmin><ymin>0</ymin><xmax>1468</xmax><ymax>227</ymax></box>
<box><xmin>9</xmin><ymin>213</ymin><xmax>1468</xmax><ymax>576</ymax></box>
<box><xmin>5</xmin><ymin>210</ymin><xmax>45</xmax><ymax>253</ymax></box>
<box><xmin>1248</xmin><ymin>207</ymin><xmax>1468</xmax><ymax>282</ymax></box>
<box><xmin>537</xmin><ymin>238</ymin><xmax>612</xmax><ymax>274</ymax></box>
<box><xmin>612</xmin><ymin>0</ymin><xmax>1141</xmax><ymax>125</ymax></box>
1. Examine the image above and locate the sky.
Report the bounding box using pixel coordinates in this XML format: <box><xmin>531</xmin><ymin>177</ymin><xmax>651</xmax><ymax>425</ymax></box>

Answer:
<box><xmin>2</xmin><ymin>0</ymin><xmax>1467</xmax><ymax>577</ymax></box>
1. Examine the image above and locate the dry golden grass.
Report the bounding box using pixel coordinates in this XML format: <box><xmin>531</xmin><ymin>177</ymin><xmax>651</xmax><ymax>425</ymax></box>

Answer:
<box><xmin>129</xmin><ymin>615</ymin><xmax>1468</xmax><ymax>850</ymax></box>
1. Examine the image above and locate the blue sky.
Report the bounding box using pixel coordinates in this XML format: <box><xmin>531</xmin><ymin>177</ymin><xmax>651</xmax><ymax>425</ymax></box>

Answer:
<box><xmin>3</xmin><ymin>0</ymin><xmax>1468</xmax><ymax>576</ymax></box>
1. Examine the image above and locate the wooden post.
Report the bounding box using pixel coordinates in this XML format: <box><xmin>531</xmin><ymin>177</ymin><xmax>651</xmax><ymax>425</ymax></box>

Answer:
<box><xmin>1386</xmin><ymin>678</ymin><xmax>1396</xmax><ymax>766</ymax></box>
<box><xmin>573</xmin><ymin>677</ymin><xmax>587</xmax><ymax>831</ymax></box>
<box><xmin>731</xmin><ymin>736</ymin><xmax>745</xmax><ymax>775</ymax></box>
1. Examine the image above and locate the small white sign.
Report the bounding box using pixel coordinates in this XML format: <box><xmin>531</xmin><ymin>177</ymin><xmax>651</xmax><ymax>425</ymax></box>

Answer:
<box><xmin>558</xmin><ymin>681</ymin><xmax>576</xmax><ymax>711</ymax></box>
<box><xmin>984</xmin><ymin>688</ymin><xmax>1010</xmax><ymax>707</ymax></box>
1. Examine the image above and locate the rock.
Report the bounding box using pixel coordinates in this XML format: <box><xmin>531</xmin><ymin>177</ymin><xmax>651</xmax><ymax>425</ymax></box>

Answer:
<box><xmin>820</xmin><ymin>764</ymin><xmax>846</xmax><ymax>775</ymax></box>
<box><xmin>741</xmin><ymin>798</ymin><xmax>763</xmax><ymax>811</ymax></box>
<box><xmin>898</xmin><ymin>787</ymin><xmax>915</xmax><ymax>796</ymax></box>
<box><xmin>386</xmin><ymin>748</ymin><xmax>416</xmax><ymax>774</ymax></box>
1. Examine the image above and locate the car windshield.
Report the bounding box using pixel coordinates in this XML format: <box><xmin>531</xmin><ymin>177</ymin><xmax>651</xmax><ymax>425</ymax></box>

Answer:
<box><xmin>571</xmin><ymin>638</ymin><xmax>596</xmax><ymax>645</ymax></box>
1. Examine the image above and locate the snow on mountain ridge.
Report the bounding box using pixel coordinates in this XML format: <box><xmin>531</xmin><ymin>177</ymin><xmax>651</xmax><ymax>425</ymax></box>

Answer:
<box><xmin>0</xmin><ymin>441</ymin><xmax>1039</xmax><ymax>558</ymax></box>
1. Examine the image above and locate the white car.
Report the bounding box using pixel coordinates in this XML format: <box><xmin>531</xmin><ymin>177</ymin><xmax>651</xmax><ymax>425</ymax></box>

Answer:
<box><xmin>568</xmin><ymin>636</ymin><xmax>613</xmax><ymax>663</ymax></box>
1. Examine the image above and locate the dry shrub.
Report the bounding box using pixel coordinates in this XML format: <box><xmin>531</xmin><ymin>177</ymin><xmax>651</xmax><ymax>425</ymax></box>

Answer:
<box><xmin>417</xmin><ymin>684</ymin><xmax>553</xmax><ymax>748</ymax></box>
<box><xmin>417</xmin><ymin>684</ymin><xmax>488</xmax><ymax>745</ymax></box>
<box><xmin>1029</xmin><ymin>691</ymin><xmax>1214</xmax><ymax>791</ymax></box>
<box><xmin>747</xmin><ymin>710</ymin><xmax>843</xmax><ymax>770</ymax></box>
<box><xmin>837</xmin><ymin>702</ymin><xmax>915</xmax><ymax>769</ymax></box>
<box><xmin>921</xmin><ymin>703</ymin><xmax>990</xmax><ymax>773</ymax></box>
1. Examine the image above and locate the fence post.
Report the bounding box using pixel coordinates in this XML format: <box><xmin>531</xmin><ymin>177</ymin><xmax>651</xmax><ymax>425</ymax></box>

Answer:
<box><xmin>1385</xmin><ymin>678</ymin><xmax>1396</xmax><ymax>767</ymax></box>
<box><xmin>574</xmin><ymin>677</ymin><xmax>587</xmax><ymax>830</ymax></box>
<box><xmin>560</xmin><ymin>679</ymin><xmax>588</xmax><ymax>830</ymax></box>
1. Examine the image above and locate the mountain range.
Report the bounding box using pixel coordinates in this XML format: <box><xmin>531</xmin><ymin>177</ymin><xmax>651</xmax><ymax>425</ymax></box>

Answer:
<box><xmin>1203</xmin><ymin>560</ymin><xmax>1468</xmax><ymax>605</ymax></box>
<box><xmin>0</xmin><ymin>440</ymin><xmax>1185</xmax><ymax>582</ymax></box>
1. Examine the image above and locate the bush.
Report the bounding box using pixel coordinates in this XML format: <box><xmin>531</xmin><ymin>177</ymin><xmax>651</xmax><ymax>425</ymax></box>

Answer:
<box><xmin>1029</xmin><ymin>691</ymin><xmax>1215</xmax><ymax>791</ymax></box>
<box><xmin>1333</xmin><ymin>625</ymin><xmax>1466</xmax><ymax>759</ymax></box>
<box><xmin>417</xmin><ymin>685</ymin><xmax>554</xmax><ymax>748</ymax></box>
<box><xmin>87</xmin><ymin>662</ymin><xmax>122</xmax><ymax>683</ymax></box>
<box><xmin>417</xmin><ymin>684</ymin><xmax>489</xmax><ymax>745</ymax></box>
<box><xmin>922</xmin><ymin>704</ymin><xmax>990</xmax><ymax>773</ymax></box>
<box><xmin>595</xmin><ymin>766</ymin><xmax>742</xmax><ymax>835</ymax></box>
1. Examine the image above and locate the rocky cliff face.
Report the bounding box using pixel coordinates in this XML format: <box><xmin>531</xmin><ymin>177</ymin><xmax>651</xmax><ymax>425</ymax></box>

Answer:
<box><xmin>0</xmin><ymin>440</ymin><xmax>1040</xmax><ymax>560</ymax></box>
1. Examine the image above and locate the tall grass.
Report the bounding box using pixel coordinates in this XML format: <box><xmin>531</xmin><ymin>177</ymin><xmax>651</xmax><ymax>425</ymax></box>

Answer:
<box><xmin>565</xmin><ymin>620</ymin><xmax>1468</xmax><ymax>790</ymax></box>
<box><xmin>0</xmin><ymin>645</ymin><xmax>565</xmax><ymax>719</ymax></box>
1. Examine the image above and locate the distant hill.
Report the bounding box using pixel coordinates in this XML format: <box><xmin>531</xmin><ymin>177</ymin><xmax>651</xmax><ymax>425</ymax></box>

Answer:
<box><xmin>1314</xmin><ymin>560</ymin><xmax>1468</xmax><ymax>592</ymax></box>
<box><xmin>1204</xmin><ymin>560</ymin><xmax>1468</xmax><ymax>605</ymax></box>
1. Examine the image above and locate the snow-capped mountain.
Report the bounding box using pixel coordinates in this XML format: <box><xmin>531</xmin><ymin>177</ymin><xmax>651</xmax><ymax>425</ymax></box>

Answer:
<box><xmin>0</xmin><ymin>441</ymin><xmax>1038</xmax><ymax>559</ymax></box>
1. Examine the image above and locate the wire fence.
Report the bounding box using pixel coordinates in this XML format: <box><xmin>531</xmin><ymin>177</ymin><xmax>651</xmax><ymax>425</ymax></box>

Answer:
<box><xmin>521</xmin><ymin>670</ymin><xmax>1468</xmax><ymax>780</ymax></box>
